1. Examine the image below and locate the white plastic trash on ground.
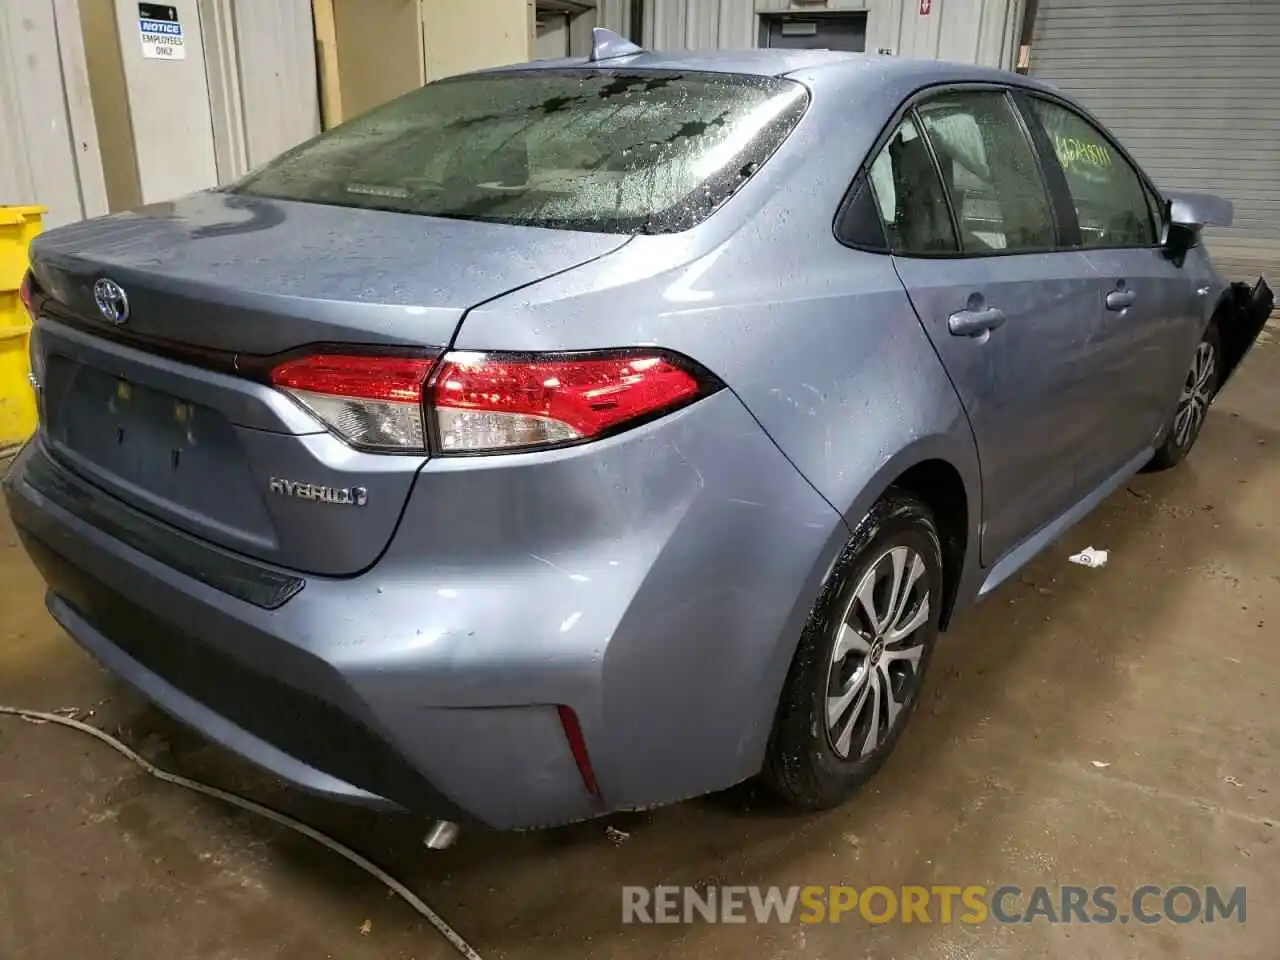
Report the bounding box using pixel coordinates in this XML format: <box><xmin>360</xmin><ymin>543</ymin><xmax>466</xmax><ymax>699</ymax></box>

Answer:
<box><xmin>1068</xmin><ymin>547</ymin><xmax>1109</xmax><ymax>568</ymax></box>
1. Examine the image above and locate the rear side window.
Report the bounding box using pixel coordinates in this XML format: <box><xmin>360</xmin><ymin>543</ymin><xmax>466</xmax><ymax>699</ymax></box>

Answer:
<box><xmin>232</xmin><ymin>70</ymin><xmax>809</xmax><ymax>234</ymax></box>
<box><xmin>1029</xmin><ymin>97</ymin><xmax>1157</xmax><ymax>248</ymax></box>
<box><xmin>915</xmin><ymin>91</ymin><xmax>1056</xmax><ymax>254</ymax></box>
<box><xmin>866</xmin><ymin>116</ymin><xmax>959</xmax><ymax>255</ymax></box>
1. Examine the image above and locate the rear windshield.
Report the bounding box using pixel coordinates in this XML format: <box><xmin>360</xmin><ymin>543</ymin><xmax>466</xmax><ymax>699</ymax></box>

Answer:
<box><xmin>231</xmin><ymin>69</ymin><xmax>809</xmax><ymax>234</ymax></box>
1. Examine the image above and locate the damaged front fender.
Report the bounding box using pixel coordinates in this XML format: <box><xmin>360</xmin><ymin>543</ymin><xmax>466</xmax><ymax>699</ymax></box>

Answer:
<box><xmin>1216</xmin><ymin>277</ymin><xmax>1274</xmax><ymax>392</ymax></box>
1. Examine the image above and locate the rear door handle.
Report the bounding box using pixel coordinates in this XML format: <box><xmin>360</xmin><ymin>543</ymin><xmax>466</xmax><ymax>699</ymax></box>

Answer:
<box><xmin>1106</xmin><ymin>289</ymin><xmax>1136</xmax><ymax>311</ymax></box>
<box><xmin>948</xmin><ymin>306</ymin><xmax>1007</xmax><ymax>337</ymax></box>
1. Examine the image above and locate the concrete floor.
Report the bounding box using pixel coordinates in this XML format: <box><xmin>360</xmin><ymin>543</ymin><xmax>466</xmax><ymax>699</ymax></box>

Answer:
<box><xmin>2</xmin><ymin>334</ymin><xmax>1278</xmax><ymax>960</ymax></box>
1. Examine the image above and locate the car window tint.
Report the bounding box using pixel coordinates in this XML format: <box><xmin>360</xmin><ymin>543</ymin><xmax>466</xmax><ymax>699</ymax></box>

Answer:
<box><xmin>1031</xmin><ymin>98</ymin><xmax>1156</xmax><ymax>248</ymax></box>
<box><xmin>231</xmin><ymin>70</ymin><xmax>809</xmax><ymax>235</ymax></box>
<box><xmin>866</xmin><ymin>116</ymin><xmax>959</xmax><ymax>255</ymax></box>
<box><xmin>838</xmin><ymin>176</ymin><xmax>890</xmax><ymax>251</ymax></box>
<box><xmin>916</xmin><ymin>91</ymin><xmax>1055</xmax><ymax>254</ymax></box>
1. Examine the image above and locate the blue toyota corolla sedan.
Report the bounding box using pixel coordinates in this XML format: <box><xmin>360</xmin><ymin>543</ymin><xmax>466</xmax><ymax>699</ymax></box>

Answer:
<box><xmin>4</xmin><ymin>31</ymin><xmax>1271</xmax><ymax>833</ymax></box>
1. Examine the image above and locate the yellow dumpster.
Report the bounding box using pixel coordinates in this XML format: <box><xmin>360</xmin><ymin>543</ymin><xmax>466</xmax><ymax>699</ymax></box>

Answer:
<box><xmin>0</xmin><ymin>205</ymin><xmax>43</xmax><ymax>448</ymax></box>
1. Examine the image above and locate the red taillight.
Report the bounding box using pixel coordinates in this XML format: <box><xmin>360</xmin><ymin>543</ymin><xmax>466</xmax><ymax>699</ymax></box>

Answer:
<box><xmin>18</xmin><ymin>271</ymin><xmax>34</xmax><ymax>320</ymax></box>
<box><xmin>430</xmin><ymin>351</ymin><xmax>706</xmax><ymax>454</ymax></box>
<box><xmin>270</xmin><ymin>353</ymin><xmax>433</xmax><ymax>451</ymax></box>
<box><xmin>268</xmin><ymin>349</ymin><xmax>715</xmax><ymax>454</ymax></box>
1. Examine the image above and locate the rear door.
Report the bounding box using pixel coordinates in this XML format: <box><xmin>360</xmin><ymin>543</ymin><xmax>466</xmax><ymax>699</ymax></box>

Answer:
<box><xmin>1021</xmin><ymin>93</ymin><xmax>1200</xmax><ymax>492</ymax></box>
<box><xmin>875</xmin><ymin>88</ymin><xmax>1107</xmax><ymax>567</ymax></box>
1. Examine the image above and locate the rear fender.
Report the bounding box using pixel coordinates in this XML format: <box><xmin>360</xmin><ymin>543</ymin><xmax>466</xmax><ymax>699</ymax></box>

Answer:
<box><xmin>1215</xmin><ymin>277</ymin><xmax>1274</xmax><ymax>392</ymax></box>
<box><xmin>833</xmin><ymin>434</ymin><xmax>983</xmax><ymax>632</ymax></box>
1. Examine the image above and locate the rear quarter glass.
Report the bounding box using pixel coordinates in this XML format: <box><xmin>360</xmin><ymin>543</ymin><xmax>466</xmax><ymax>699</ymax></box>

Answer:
<box><xmin>231</xmin><ymin>69</ymin><xmax>810</xmax><ymax>234</ymax></box>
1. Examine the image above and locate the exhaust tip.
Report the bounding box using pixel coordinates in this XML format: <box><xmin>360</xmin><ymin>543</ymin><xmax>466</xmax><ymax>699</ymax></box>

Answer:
<box><xmin>423</xmin><ymin>820</ymin><xmax>460</xmax><ymax>850</ymax></box>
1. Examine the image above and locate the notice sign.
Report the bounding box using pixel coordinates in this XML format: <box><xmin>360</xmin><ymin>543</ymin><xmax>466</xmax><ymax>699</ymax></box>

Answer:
<box><xmin>139</xmin><ymin>18</ymin><xmax>185</xmax><ymax>59</ymax></box>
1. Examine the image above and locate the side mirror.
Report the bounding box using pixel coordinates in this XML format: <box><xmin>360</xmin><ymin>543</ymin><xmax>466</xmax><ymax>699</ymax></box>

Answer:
<box><xmin>1168</xmin><ymin>191</ymin><xmax>1234</xmax><ymax>230</ymax></box>
<box><xmin>1160</xmin><ymin>201</ymin><xmax>1198</xmax><ymax>259</ymax></box>
<box><xmin>1160</xmin><ymin>191</ymin><xmax>1233</xmax><ymax>260</ymax></box>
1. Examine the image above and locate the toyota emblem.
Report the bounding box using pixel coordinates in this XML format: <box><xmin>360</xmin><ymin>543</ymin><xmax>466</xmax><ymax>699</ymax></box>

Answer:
<box><xmin>93</xmin><ymin>278</ymin><xmax>129</xmax><ymax>325</ymax></box>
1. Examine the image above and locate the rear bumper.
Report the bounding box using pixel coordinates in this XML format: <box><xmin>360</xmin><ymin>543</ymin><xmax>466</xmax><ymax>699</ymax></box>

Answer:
<box><xmin>3</xmin><ymin>390</ymin><xmax>846</xmax><ymax>829</ymax></box>
<box><xmin>7</xmin><ymin>446</ymin><xmax>473</xmax><ymax>821</ymax></box>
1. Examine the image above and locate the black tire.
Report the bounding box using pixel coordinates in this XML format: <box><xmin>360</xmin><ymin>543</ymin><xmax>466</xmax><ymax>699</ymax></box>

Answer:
<box><xmin>763</xmin><ymin>489</ymin><xmax>943</xmax><ymax>810</ymax></box>
<box><xmin>1145</xmin><ymin>322</ymin><xmax>1223</xmax><ymax>473</ymax></box>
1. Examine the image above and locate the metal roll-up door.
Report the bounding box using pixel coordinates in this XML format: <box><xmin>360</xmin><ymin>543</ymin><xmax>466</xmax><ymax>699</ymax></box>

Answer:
<box><xmin>1029</xmin><ymin>0</ymin><xmax>1280</xmax><ymax>279</ymax></box>
<box><xmin>759</xmin><ymin>14</ymin><xmax>868</xmax><ymax>52</ymax></box>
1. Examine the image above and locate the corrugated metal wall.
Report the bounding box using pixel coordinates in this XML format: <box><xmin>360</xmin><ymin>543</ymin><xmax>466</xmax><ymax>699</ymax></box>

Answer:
<box><xmin>597</xmin><ymin>0</ymin><xmax>634</xmax><ymax>34</ymax></box>
<box><xmin>639</xmin><ymin>0</ymin><xmax>756</xmax><ymax>49</ymax></box>
<box><xmin>202</xmin><ymin>0</ymin><xmax>320</xmax><ymax>184</ymax></box>
<box><xmin>0</xmin><ymin>0</ymin><xmax>107</xmax><ymax>226</ymax></box>
<box><xmin>1030</xmin><ymin>0</ymin><xmax>1280</xmax><ymax>277</ymax></box>
<box><xmin>232</xmin><ymin>1</ymin><xmax>321</xmax><ymax>170</ymax></box>
<box><xmin>2</xmin><ymin>0</ymin><xmax>315</xmax><ymax>225</ymax></box>
<box><xmin>623</xmin><ymin>0</ymin><xmax>1022</xmax><ymax>68</ymax></box>
<box><xmin>873</xmin><ymin>0</ymin><xmax>1022</xmax><ymax>64</ymax></box>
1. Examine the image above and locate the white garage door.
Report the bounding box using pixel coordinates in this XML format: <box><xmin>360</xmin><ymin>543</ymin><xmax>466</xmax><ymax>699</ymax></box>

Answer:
<box><xmin>1030</xmin><ymin>0</ymin><xmax>1280</xmax><ymax>279</ymax></box>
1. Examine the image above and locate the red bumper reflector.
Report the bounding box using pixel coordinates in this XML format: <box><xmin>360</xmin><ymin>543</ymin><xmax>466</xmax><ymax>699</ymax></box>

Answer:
<box><xmin>557</xmin><ymin>704</ymin><xmax>602</xmax><ymax>799</ymax></box>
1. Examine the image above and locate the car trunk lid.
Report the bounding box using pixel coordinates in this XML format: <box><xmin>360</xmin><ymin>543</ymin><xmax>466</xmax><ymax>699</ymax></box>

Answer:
<box><xmin>28</xmin><ymin>192</ymin><xmax>630</xmax><ymax>576</ymax></box>
<box><xmin>31</xmin><ymin>191</ymin><xmax>628</xmax><ymax>354</ymax></box>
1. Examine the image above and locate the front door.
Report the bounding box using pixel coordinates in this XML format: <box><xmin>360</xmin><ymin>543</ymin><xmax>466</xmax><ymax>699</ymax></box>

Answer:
<box><xmin>870</xmin><ymin>88</ymin><xmax>1108</xmax><ymax>567</ymax></box>
<box><xmin>1024</xmin><ymin>94</ymin><xmax>1201</xmax><ymax>492</ymax></box>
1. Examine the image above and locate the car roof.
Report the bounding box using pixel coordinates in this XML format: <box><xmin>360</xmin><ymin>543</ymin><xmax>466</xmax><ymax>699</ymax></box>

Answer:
<box><xmin>487</xmin><ymin>48</ymin><xmax>1061</xmax><ymax>98</ymax></box>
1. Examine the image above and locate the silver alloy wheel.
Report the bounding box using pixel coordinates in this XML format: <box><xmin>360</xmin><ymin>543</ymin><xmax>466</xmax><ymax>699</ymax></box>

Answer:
<box><xmin>1173</xmin><ymin>341</ymin><xmax>1217</xmax><ymax>447</ymax></box>
<box><xmin>824</xmin><ymin>545</ymin><xmax>931</xmax><ymax>760</ymax></box>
